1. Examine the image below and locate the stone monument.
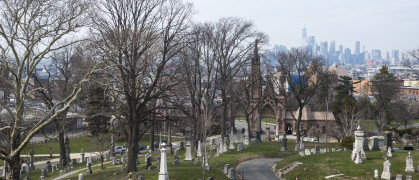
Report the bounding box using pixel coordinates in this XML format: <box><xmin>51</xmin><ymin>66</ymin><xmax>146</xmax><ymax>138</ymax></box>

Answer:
<box><xmin>184</xmin><ymin>141</ymin><xmax>193</xmax><ymax>161</ymax></box>
<box><xmin>281</xmin><ymin>134</ymin><xmax>288</xmax><ymax>152</ymax></box>
<box><xmin>158</xmin><ymin>142</ymin><xmax>169</xmax><ymax>180</ymax></box>
<box><xmin>381</xmin><ymin>160</ymin><xmax>391</xmax><ymax>180</ymax></box>
<box><xmin>405</xmin><ymin>151</ymin><xmax>415</xmax><ymax>173</ymax></box>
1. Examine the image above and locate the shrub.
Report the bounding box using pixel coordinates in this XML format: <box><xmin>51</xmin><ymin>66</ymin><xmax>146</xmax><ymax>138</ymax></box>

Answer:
<box><xmin>341</xmin><ymin>136</ymin><xmax>355</xmax><ymax>149</ymax></box>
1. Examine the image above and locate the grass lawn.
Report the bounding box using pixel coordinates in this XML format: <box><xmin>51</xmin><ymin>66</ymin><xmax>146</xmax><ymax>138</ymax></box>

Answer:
<box><xmin>45</xmin><ymin>139</ymin><xmax>342</xmax><ymax>180</ymax></box>
<box><xmin>276</xmin><ymin>147</ymin><xmax>419</xmax><ymax>179</ymax></box>
<box><xmin>360</xmin><ymin>119</ymin><xmax>419</xmax><ymax>131</ymax></box>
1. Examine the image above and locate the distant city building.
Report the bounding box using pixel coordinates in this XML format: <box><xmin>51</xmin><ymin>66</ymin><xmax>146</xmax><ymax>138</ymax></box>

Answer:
<box><xmin>320</xmin><ymin>41</ymin><xmax>328</xmax><ymax>58</ymax></box>
<box><xmin>371</xmin><ymin>50</ymin><xmax>382</xmax><ymax>60</ymax></box>
<box><xmin>355</xmin><ymin>41</ymin><xmax>360</xmax><ymax>55</ymax></box>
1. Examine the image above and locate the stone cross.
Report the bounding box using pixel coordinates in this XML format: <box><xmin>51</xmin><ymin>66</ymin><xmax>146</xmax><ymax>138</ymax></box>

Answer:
<box><xmin>405</xmin><ymin>151</ymin><xmax>415</xmax><ymax>173</ymax></box>
<box><xmin>184</xmin><ymin>141</ymin><xmax>193</xmax><ymax>161</ymax></box>
<box><xmin>381</xmin><ymin>160</ymin><xmax>391</xmax><ymax>180</ymax></box>
<box><xmin>158</xmin><ymin>142</ymin><xmax>169</xmax><ymax>180</ymax></box>
<box><xmin>197</xmin><ymin>140</ymin><xmax>202</xmax><ymax>157</ymax></box>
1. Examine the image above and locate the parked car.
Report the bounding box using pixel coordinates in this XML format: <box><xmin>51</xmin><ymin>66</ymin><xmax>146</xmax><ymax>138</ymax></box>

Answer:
<box><xmin>114</xmin><ymin>146</ymin><xmax>126</xmax><ymax>153</ymax></box>
<box><xmin>139</xmin><ymin>144</ymin><xmax>147</xmax><ymax>151</ymax></box>
<box><xmin>154</xmin><ymin>141</ymin><xmax>167</xmax><ymax>148</ymax></box>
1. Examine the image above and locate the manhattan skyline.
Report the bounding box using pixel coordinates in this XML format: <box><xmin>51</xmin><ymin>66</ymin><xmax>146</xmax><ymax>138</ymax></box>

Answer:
<box><xmin>190</xmin><ymin>0</ymin><xmax>419</xmax><ymax>53</ymax></box>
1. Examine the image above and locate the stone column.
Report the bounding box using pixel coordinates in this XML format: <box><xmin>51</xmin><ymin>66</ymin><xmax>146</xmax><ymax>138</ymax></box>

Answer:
<box><xmin>184</xmin><ymin>141</ymin><xmax>193</xmax><ymax>161</ymax></box>
<box><xmin>255</xmin><ymin>114</ymin><xmax>262</xmax><ymax>142</ymax></box>
<box><xmin>158</xmin><ymin>142</ymin><xmax>169</xmax><ymax>180</ymax></box>
<box><xmin>80</xmin><ymin>149</ymin><xmax>85</xmax><ymax>163</ymax></box>
<box><xmin>29</xmin><ymin>149</ymin><xmax>35</xmax><ymax>170</ymax></box>
<box><xmin>197</xmin><ymin>140</ymin><xmax>202</xmax><ymax>157</ymax></box>
<box><xmin>265</xmin><ymin>127</ymin><xmax>271</xmax><ymax>142</ymax></box>
<box><xmin>229</xmin><ymin>129</ymin><xmax>235</xmax><ymax>149</ymax></box>
<box><xmin>281</xmin><ymin>134</ymin><xmax>288</xmax><ymax>152</ymax></box>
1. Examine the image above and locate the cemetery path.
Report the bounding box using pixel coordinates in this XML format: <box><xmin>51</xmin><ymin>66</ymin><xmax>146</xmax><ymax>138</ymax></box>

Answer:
<box><xmin>51</xmin><ymin>161</ymin><xmax>111</xmax><ymax>180</ymax></box>
<box><xmin>237</xmin><ymin>158</ymin><xmax>282</xmax><ymax>180</ymax></box>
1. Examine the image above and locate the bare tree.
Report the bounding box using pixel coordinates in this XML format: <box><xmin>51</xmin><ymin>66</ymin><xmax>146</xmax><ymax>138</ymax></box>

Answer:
<box><xmin>338</xmin><ymin>103</ymin><xmax>361</xmax><ymax>137</ymax></box>
<box><xmin>0</xmin><ymin>0</ymin><xmax>97</xmax><ymax>178</ymax></box>
<box><xmin>209</xmin><ymin>17</ymin><xmax>261</xmax><ymax>145</ymax></box>
<box><xmin>92</xmin><ymin>0</ymin><xmax>193</xmax><ymax>172</ymax></box>
<box><xmin>269</xmin><ymin>48</ymin><xmax>327</xmax><ymax>150</ymax></box>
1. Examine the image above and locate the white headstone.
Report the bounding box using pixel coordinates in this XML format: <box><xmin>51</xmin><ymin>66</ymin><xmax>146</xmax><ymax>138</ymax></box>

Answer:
<box><xmin>405</xmin><ymin>151</ymin><xmax>415</xmax><ymax>173</ymax></box>
<box><xmin>305</xmin><ymin>149</ymin><xmax>311</xmax><ymax>156</ymax></box>
<box><xmin>223</xmin><ymin>137</ymin><xmax>228</xmax><ymax>153</ymax></box>
<box><xmin>374</xmin><ymin>169</ymin><xmax>379</xmax><ymax>178</ymax></box>
<box><xmin>219</xmin><ymin>143</ymin><xmax>223</xmax><ymax>154</ymax></box>
<box><xmin>244</xmin><ymin>135</ymin><xmax>249</xmax><ymax>146</ymax></box>
<box><xmin>381</xmin><ymin>160</ymin><xmax>391</xmax><ymax>180</ymax></box>
<box><xmin>299</xmin><ymin>151</ymin><xmax>304</xmax><ymax>156</ymax></box>
<box><xmin>387</xmin><ymin>147</ymin><xmax>392</xmax><ymax>158</ymax></box>
<box><xmin>237</xmin><ymin>144</ymin><xmax>243</xmax><ymax>151</ymax></box>
<box><xmin>355</xmin><ymin>150</ymin><xmax>363</xmax><ymax>164</ymax></box>
<box><xmin>158</xmin><ymin>142</ymin><xmax>169</xmax><ymax>180</ymax></box>
<box><xmin>78</xmin><ymin>173</ymin><xmax>84</xmax><ymax>180</ymax></box>
<box><xmin>184</xmin><ymin>141</ymin><xmax>193</xmax><ymax>161</ymax></box>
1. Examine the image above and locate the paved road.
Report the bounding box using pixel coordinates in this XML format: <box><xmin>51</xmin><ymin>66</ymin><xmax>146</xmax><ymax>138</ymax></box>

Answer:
<box><xmin>238</xmin><ymin>158</ymin><xmax>282</xmax><ymax>180</ymax></box>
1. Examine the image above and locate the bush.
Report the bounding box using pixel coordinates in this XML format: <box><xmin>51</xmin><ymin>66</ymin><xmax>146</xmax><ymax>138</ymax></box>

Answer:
<box><xmin>341</xmin><ymin>136</ymin><xmax>355</xmax><ymax>149</ymax></box>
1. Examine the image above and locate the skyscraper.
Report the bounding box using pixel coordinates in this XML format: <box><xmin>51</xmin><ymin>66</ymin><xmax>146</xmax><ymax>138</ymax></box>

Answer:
<box><xmin>302</xmin><ymin>25</ymin><xmax>307</xmax><ymax>46</ymax></box>
<box><xmin>329</xmin><ymin>41</ymin><xmax>336</xmax><ymax>55</ymax></box>
<box><xmin>372</xmin><ymin>50</ymin><xmax>381</xmax><ymax>60</ymax></box>
<box><xmin>355</xmin><ymin>41</ymin><xmax>360</xmax><ymax>55</ymax></box>
<box><xmin>320</xmin><ymin>41</ymin><xmax>328</xmax><ymax>58</ymax></box>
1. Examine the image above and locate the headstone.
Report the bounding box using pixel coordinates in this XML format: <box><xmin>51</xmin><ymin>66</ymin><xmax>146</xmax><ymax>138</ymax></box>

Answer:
<box><xmin>315</xmin><ymin>144</ymin><xmax>320</xmax><ymax>154</ymax></box>
<box><xmin>382</xmin><ymin>132</ymin><xmax>393</xmax><ymax>152</ymax></box>
<box><xmin>310</xmin><ymin>148</ymin><xmax>315</xmax><ymax>154</ymax></box>
<box><xmin>406</xmin><ymin>175</ymin><xmax>413</xmax><ymax>180</ymax></box>
<box><xmin>223</xmin><ymin>137</ymin><xmax>228</xmax><ymax>152</ymax></box>
<box><xmin>174</xmin><ymin>149</ymin><xmax>179</xmax><ymax>160</ymax></box>
<box><xmin>265</xmin><ymin>127</ymin><xmax>271</xmax><ymax>142</ymax></box>
<box><xmin>281</xmin><ymin>134</ymin><xmax>288</xmax><ymax>152</ymax></box>
<box><xmin>80</xmin><ymin>149</ymin><xmax>85</xmax><ymax>163</ymax></box>
<box><xmin>228</xmin><ymin>167</ymin><xmax>235</xmax><ymax>179</ymax></box>
<box><xmin>354</xmin><ymin>150</ymin><xmax>363</xmax><ymax>164</ymax></box>
<box><xmin>210</xmin><ymin>139</ymin><xmax>216</xmax><ymax>151</ymax></box>
<box><xmin>372</xmin><ymin>138</ymin><xmax>380</xmax><ymax>151</ymax></box>
<box><xmin>387</xmin><ymin>147</ymin><xmax>392</xmax><ymax>158</ymax></box>
<box><xmin>396</xmin><ymin>174</ymin><xmax>402</xmax><ymax>180</ymax></box>
<box><xmin>244</xmin><ymin>134</ymin><xmax>249</xmax><ymax>146</ymax></box>
<box><xmin>112</xmin><ymin>157</ymin><xmax>117</xmax><ymax>165</ymax></box>
<box><xmin>300</xmin><ymin>140</ymin><xmax>305</xmax><ymax>151</ymax></box>
<box><xmin>72</xmin><ymin>159</ymin><xmax>77</xmax><ymax>167</ymax></box>
<box><xmin>184</xmin><ymin>141</ymin><xmax>193</xmax><ymax>161</ymax></box>
<box><xmin>219</xmin><ymin>143</ymin><xmax>224</xmax><ymax>154</ymax></box>
<box><xmin>194</xmin><ymin>158</ymin><xmax>199</xmax><ymax>165</ymax></box>
<box><xmin>229</xmin><ymin>129</ymin><xmax>235</xmax><ymax>149</ymax></box>
<box><xmin>344</xmin><ymin>148</ymin><xmax>347</xmax><ymax>151</ymax></box>
<box><xmin>20</xmin><ymin>165</ymin><xmax>27</xmax><ymax>175</ymax></box>
<box><xmin>305</xmin><ymin>149</ymin><xmax>311</xmax><ymax>156</ymax></box>
<box><xmin>215</xmin><ymin>147</ymin><xmax>219</xmax><ymax>157</ymax></box>
<box><xmin>363</xmin><ymin>138</ymin><xmax>369</xmax><ymax>151</ymax></box>
<box><xmin>179</xmin><ymin>141</ymin><xmax>185</xmax><ymax>151</ymax></box>
<box><xmin>59</xmin><ymin>170</ymin><xmax>63</xmax><ymax>175</ymax></box>
<box><xmin>158</xmin><ymin>142</ymin><xmax>169</xmax><ymax>180</ymax></box>
<box><xmin>224</xmin><ymin>164</ymin><xmax>230</xmax><ymax>175</ymax></box>
<box><xmin>29</xmin><ymin>149</ymin><xmax>35</xmax><ymax>170</ymax></box>
<box><xmin>86</xmin><ymin>162</ymin><xmax>92</xmax><ymax>174</ymax></box>
<box><xmin>146</xmin><ymin>156</ymin><xmax>152</xmax><ymax>169</ymax></box>
<box><xmin>381</xmin><ymin>160</ymin><xmax>391</xmax><ymax>180</ymax></box>
<box><xmin>237</xmin><ymin>144</ymin><xmax>243</xmax><ymax>151</ymax></box>
<box><xmin>197</xmin><ymin>140</ymin><xmax>202</xmax><ymax>157</ymax></box>
<box><xmin>405</xmin><ymin>151</ymin><xmax>415</xmax><ymax>173</ymax></box>
<box><xmin>78</xmin><ymin>173</ymin><xmax>84</xmax><ymax>180</ymax></box>
<box><xmin>374</xmin><ymin>169</ymin><xmax>379</xmax><ymax>178</ymax></box>
<box><xmin>299</xmin><ymin>151</ymin><xmax>304</xmax><ymax>156</ymax></box>
<box><xmin>46</xmin><ymin>161</ymin><xmax>52</xmax><ymax>171</ymax></box>
<box><xmin>41</xmin><ymin>167</ymin><xmax>47</xmax><ymax>177</ymax></box>
<box><xmin>332</xmin><ymin>148</ymin><xmax>336</xmax><ymax>152</ymax></box>
<box><xmin>121</xmin><ymin>155</ymin><xmax>126</xmax><ymax>163</ymax></box>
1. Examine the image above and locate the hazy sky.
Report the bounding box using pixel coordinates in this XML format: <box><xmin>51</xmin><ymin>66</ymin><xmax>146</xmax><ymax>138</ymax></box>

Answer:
<box><xmin>189</xmin><ymin>0</ymin><xmax>419</xmax><ymax>53</ymax></box>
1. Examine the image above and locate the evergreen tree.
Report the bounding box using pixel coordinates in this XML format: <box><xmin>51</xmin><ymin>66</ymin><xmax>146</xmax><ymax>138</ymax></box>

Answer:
<box><xmin>85</xmin><ymin>86</ymin><xmax>111</xmax><ymax>136</ymax></box>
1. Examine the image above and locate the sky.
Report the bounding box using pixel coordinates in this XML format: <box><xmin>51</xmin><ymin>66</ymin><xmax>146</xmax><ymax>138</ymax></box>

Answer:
<box><xmin>189</xmin><ymin>0</ymin><xmax>419</xmax><ymax>54</ymax></box>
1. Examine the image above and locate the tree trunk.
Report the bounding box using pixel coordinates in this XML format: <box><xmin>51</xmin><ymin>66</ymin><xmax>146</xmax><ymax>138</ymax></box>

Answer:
<box><xmin>150</xmin><ymin>121</ymin><xmax>155</xmax><ymax>151</ymax></box>
<box><xmin>59</xmin><ymin>130</ymin><xmax>67</xmax><ymax>166</ymax></box>
<box><xmin>127</xmin><ymin>120</ymin><xmax>139</xmax><ymax>172</ymax></box>
<box><xmin>8</xmin><ymin>155</ymin><xmax>22</xmax><ymax>180</ymax></box>
<box><xmin>221</xmin><ymin>92</ymin><xmax>228</xmax><ymax>146</ymax></box>
<box><xmin>246</xmin><ymin>115</ymin><xmax>251</xmax><ymax>139</ymax></box>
